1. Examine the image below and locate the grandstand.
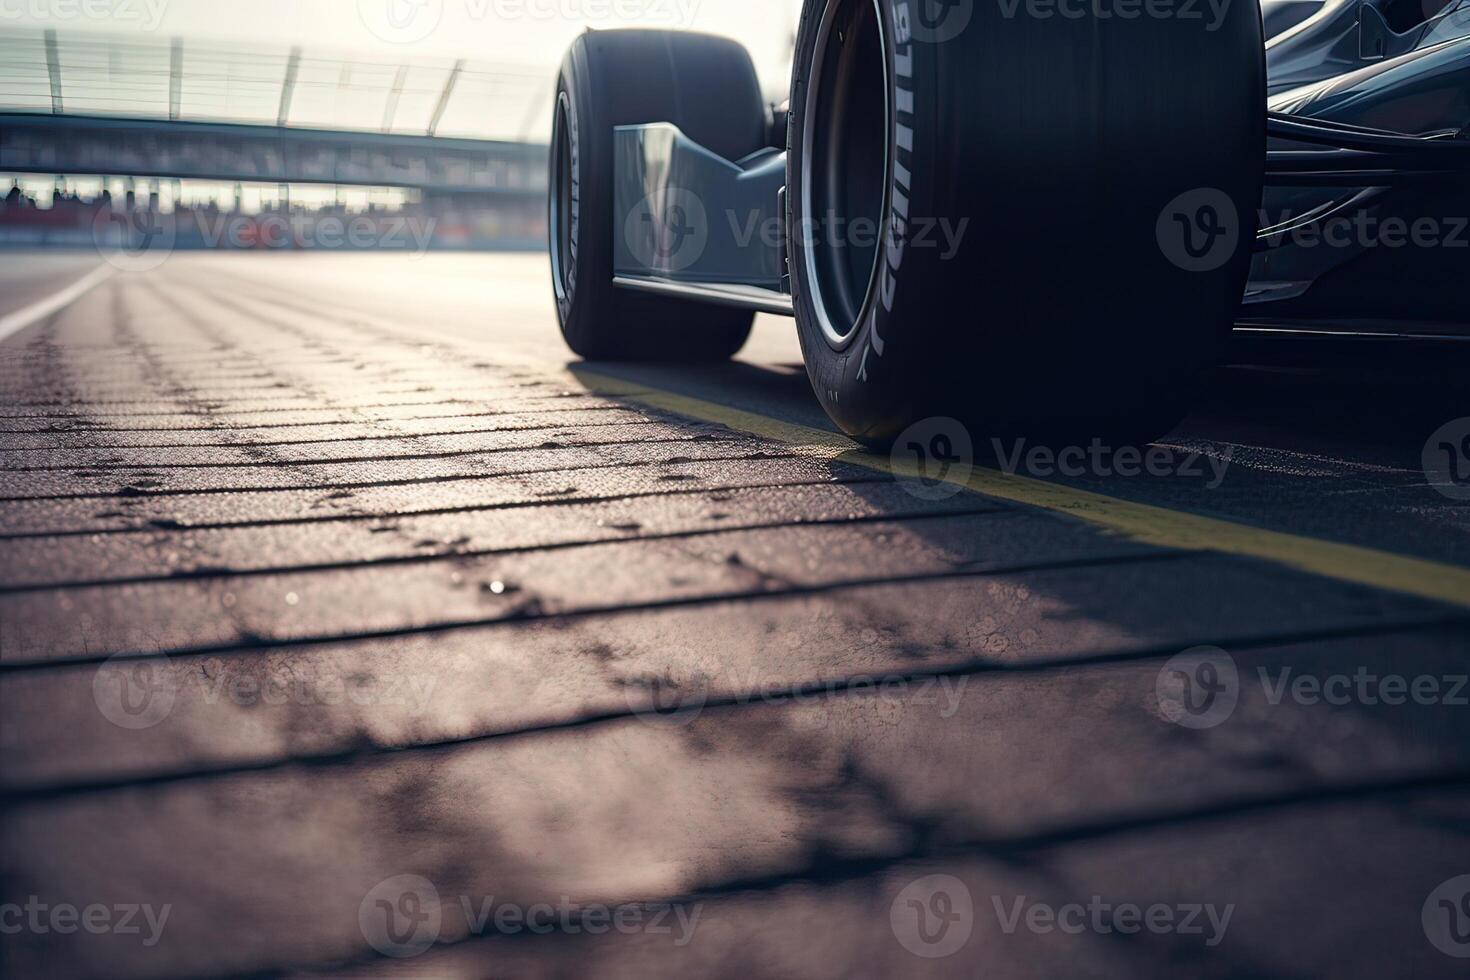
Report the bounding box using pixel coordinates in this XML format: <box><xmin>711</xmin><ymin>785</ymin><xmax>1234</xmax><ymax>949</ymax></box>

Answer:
<box><xmin>0</xmin><ymin>27</ymin><xmax>550</xmax><ymax>249</ymax></box>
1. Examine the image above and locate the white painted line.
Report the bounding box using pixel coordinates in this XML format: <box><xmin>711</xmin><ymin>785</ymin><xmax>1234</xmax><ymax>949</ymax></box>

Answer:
<box><xmin>0</xmin><ymin>264</ymin><xmax>115</xmax><ymax>343</ymax></box>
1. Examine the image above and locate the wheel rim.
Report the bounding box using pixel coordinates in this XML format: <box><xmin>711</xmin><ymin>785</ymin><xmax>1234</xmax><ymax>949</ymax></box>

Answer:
<box><xmin>550</xmin><ymin>90</ymin><xmax>574</xmax><ymax>305</ymax></box>
<box><xmin>801</xmin><ymin>0</ymin><xmax>891</xmax><ymax>350</ymax></box>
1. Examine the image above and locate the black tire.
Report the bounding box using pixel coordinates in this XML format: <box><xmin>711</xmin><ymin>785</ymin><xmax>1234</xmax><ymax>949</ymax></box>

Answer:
<box><xmin>786</xmin><ymin>0</ymin><xmax>1265</xmax><ymax>444</ymax></box>
<box><xmin>550</xmin><ymin>30</ymin><xmax>763</xmax><ymax>362</ymax></box>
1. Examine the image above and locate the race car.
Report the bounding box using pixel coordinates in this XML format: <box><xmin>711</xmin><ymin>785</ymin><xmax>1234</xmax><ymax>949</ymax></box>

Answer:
<box><xmin>547</xmin><ymin>0</ymin><xmax>1470</xmax><ymax>443</ymax></box>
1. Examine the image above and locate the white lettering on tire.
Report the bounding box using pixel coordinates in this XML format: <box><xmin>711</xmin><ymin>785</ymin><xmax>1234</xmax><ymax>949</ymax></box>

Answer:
<box><xmin>861</xmin><ymin>0</ymin><xmax>915</xmax><ymax>379</ymax></box>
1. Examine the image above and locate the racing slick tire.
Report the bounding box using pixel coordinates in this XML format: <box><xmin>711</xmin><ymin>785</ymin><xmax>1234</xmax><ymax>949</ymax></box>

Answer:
<box><xmin>550</xmin><ymin>30</ymin><xmax>762</xmax><ymax>362</ymax></box>
<box><xmin>786</xmin><ymin>0</ymin><xmax>1266</xmax><ymax>443</ymax></box>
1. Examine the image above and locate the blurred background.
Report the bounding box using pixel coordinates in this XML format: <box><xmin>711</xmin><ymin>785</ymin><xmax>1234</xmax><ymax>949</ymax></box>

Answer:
<box><xmin>0</xmin><ymin>0</ymin><xmax>800</xmax><ymax>252</ymax></box>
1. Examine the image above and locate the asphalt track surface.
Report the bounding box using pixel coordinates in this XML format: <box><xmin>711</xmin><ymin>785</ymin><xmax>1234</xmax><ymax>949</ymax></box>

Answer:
<box><xmin>1</xmin><ymin>251</ymin><xmax>1468</xmax><ymax>978</ymax></box>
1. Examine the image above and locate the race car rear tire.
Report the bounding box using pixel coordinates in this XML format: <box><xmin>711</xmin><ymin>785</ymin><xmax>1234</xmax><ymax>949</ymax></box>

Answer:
<box><xmin>550</xmin><ymin>30</ymin><xmax>762</xmax><ymax>362</ymax></box>
<box><xmin>786</xmin><ymin>0</ymin><xmax>1265</xmax><ymax>443</ymax></box>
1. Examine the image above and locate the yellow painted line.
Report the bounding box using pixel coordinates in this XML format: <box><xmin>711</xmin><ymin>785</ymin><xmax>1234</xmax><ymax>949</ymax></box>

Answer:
<box><xmin>570</xmin><ymin>365</ymin><xmax>1470</xmax><ymax>610</ymax></box>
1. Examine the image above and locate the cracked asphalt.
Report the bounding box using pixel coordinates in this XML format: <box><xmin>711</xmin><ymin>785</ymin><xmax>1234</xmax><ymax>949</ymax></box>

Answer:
<box><xmin>1</xmin><ymin>252</ymin><xmax>1468</xmax><ymax>978</ymax></box>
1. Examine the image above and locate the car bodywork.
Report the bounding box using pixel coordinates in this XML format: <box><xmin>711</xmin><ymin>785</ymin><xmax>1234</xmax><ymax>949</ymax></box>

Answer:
<box><xmin>611</xmin><ymin>0</ymin><xmax>1470</xmax><ymax>338</ymax></box>
<box><xmin>1264</xmin><ymin>0</ymin><xmax>1470</xmax><ymax>93</ymax></box>
<box><xmin>1246</xmin><ymin>0</ymin><xmax>1470</xmax><ymax>338</ymax></box>
<box><xmin>613</xmin><ymin>124</ymin><xmax>789</xmax><ymax>313</ymax></box>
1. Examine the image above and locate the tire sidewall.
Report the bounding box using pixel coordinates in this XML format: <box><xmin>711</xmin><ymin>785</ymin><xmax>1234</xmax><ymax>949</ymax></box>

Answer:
<box><xmin>552</xmin><ymin>38</ymin><xmax>614</xmax><ymax>355</ymax></box>
<box><xmin>789</xmin><ymin>0</ymin><xmax>945</xmax><ymax>444</ymax></box>
<box><xmin>551</xmin><ymin>83</ymin><xmax>582</xmax><ymax>329</ymax></box>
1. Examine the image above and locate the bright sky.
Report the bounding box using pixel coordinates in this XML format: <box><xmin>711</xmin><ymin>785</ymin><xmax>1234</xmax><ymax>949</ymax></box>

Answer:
<box><xmin>1</xmin><ymin>0</ymin><xmax>802</xmax><ymax>94</ymax></box>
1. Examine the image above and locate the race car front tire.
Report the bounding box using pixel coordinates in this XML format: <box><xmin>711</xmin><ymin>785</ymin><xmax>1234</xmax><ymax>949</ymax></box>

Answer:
<box><xmin>550</xmin><ymin>30</ymin><xmax>764</xmax><ymax>362</ymax></box>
